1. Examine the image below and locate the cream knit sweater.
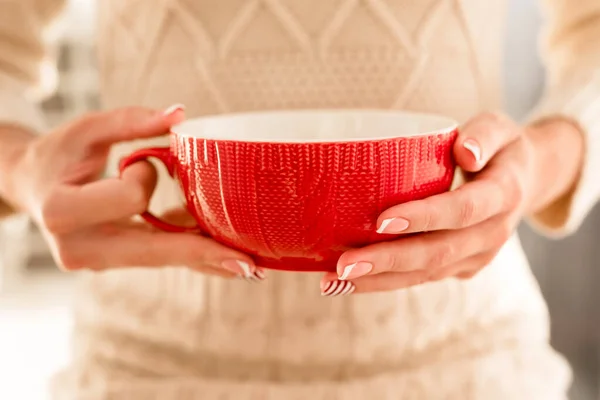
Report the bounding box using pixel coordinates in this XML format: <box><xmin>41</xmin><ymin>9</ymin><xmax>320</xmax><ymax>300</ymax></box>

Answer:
<box><xmin>2</xmin><ymin>1</ymin><xmax>600</xmax><ymax>399</ymax></box>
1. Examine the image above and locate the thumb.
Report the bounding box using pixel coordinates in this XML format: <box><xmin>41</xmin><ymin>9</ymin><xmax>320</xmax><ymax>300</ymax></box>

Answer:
<box><xmin>454</xmin><ymin>112</ymin><xmax>521</xmax><ymax>173</ymax></box>
<box><xmin>39</xmin><ymin>159</ymin><xmax>158</xmax><ymax>233</ymax></box>
<box><xmin>72</xmin><ymin>104</ymin><xmax>186</xmax><ymax>146</ymax></box>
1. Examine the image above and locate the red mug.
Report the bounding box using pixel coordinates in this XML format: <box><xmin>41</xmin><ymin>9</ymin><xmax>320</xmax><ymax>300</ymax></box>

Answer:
<box><xmin>119</xmin><ymin>109</ymin><xmax>458</xmax><ymax>272</ymax></box>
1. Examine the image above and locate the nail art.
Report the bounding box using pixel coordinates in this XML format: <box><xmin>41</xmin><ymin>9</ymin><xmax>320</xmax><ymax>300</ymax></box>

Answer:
<box><xmin>237</xmin><ymin>260</ymin><xmax>253</xmax><ymax>277</ymax></box>
<box><xmin>339</xmin><ymin>261</ymin><xmax>373</xmax><ymax>280</ymax></box>
<box><xmin>321</xmin><ymin>280</ymin><xmax>356</xmax><ymax>297</ymax></box>
<box><xmin>238</xmin><ymin>269</ymin><xmax>267</xmax><ymax>282</ymax></box>
<box><xmin>163</xmin><ymin>103</ymin><xmax>185</xmax><ymax>116</ymax></box>
<box><xmin>377</xmin><ymin>217</ymin><xmax>409</xmax><ymax>234</ymax></box>
<box><xmin>462</xmin><ymin>139</ymin><xmax>481</xmax><ymax>162</ymax></box>
<box><xmin>222</xmin><ymin>260</ymin><xmax>266</xmax><ymax>281</ymax></box>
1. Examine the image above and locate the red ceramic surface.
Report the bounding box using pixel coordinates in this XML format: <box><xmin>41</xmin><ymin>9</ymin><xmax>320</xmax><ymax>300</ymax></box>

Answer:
<box><xmin>119</xmin><ymin>110</ymin><xmax>458</xmax><ymax>272</ymax></box>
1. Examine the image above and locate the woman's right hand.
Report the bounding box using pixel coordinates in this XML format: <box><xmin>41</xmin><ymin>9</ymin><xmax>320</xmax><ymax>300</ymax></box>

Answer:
<box><xmin>2</xmin><ymin>106</ymin><xmax>264</xmax><ymax>280</ymax></box>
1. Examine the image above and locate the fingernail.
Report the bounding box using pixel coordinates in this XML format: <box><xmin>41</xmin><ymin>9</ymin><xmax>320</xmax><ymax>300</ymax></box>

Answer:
<box><xmin>249</xmin><ymin>268</ymin><xmax>267</xmax><ymax>282</ymax></box>
<box><xmin>338</xmin><ymin>261</ymin><xmax>373</xmax><ymax>280</ymax></box>
<box><xmin>237</xmin><ymin>268</ymin><xmax>267</xmax><ymax>282</ymax></box>
<box><xmin>463</xmin><ymin>139</ymin><xmax>481</xmax><ymax>162</ymax></box>
<box><xmin>321</xmin><ymin>280</ymin><xmax>355</xmax><ymax>297</ymax></box>
<box><xmin>377</xmin><ymin>217</ymin><xmax>409</xmax><ymax>234</ymax></box>
<box><xmin>163</xmin><ymin>103</ymin><xmax>186</xmax><ymax>116</ymax></box>
<box><xmin>222</xmin><ymin>259</ymin><xmax>265</xmax><ymax>281</ymax></box>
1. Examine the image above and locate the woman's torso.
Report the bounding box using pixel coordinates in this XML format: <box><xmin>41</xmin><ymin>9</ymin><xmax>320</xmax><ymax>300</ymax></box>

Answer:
<box><xmin>57</xmin><ymin>0</ymin><xmax>569</xmax><ymax>396</ymax></box>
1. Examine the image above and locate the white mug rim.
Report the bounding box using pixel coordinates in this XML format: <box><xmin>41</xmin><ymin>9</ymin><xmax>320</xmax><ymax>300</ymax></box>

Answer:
<box><xmin>171</xmin><ymin>109</ymin><xmax>458</xmax><ymax>144</ymax></box>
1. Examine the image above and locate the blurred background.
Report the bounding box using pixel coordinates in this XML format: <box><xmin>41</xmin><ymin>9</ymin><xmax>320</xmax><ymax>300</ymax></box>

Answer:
<box><xmin>0</xmin><ymin>0</ymin><xmax>599</xmax><ymax>399</ymax></box>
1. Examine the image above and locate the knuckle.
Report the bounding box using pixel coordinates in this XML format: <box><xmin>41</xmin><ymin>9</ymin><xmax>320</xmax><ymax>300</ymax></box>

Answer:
<box><xmin>420</xmin><ymin>204</ymin><xmax>441</xmax><ymax>231</ymax></box>
<box><xmin>107</xmin><ymin>109</ymin><xmax>131</xmax><ymax>133</ymax></box>
<box><xmin>481</xmin><ymin>250</ymin><xmax>499</xmax><ymax>266</ymax></box>
<box><xmin>429</xmin><ymin>241</ymin><xmax>455</xmax><ymax>267</ymax></box>
<box><xmin>191</xmin><ymin>239</ymin><xmax>223</xmax><ymax>263</ymax></box>
<box><xmin>127</xmin><ymin>184</ymin><xmax>150</xmax><ymax>213</ymax></box>
<box><xmin>428</xmin><ymin>268</ymin><xmax>447</xmax><ymax>281</ymax></box>
<box><xmin>74</xmin><ymin>112</ymin><xmax>102</xmax><ymax>130</ymax></box>
<box><xmin>380</xmin><ymin>247</ymin><xmax>401</xmax><ymax>271</ymax></box>
<box><xmin>458</xmin><ymin>196</ymin><xmax>477</xmax><ymax>227</ymax></box>
<box><xmin>39</xmin><ymin>197</ymin><xmax>69</xmax><ymax>234</ymax></box>
<box><xmin>66</xmin><ymin>112</ymin><xmax>104</xmax><ymax>141</ymax></box>
<box><xmin>500</xmin><ymin>168</ymin><xmax>525</xmax><ymax>210</ymax></box>
<box><xmin>53</xmin><ymin>240</ymin><xmax>88</xmax><ymax>271</ymax></box>
<box><xmin>492</xmin><ymin>222</ymin><xmax>513</xmax><ymax>248</ymax></box>
<box><xmin>382</xmin><ymin>253</ymin><xmax>398</xmax><ymax>272</ymax></box>
<box><xmin>420</xmin><ymin>210</ymin><xmax>434</xmax><ymax>231</ymax></box>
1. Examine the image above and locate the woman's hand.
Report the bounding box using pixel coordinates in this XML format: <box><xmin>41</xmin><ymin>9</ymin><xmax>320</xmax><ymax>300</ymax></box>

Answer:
<box><xmin>321</xmin><ymin>112</ymin><xmax>584</xmax><ymax>296</ymax></box>
<box><xmin>1</xmin><ymin>106</ymin><xmax>264</xmax><ymax>280</ymax></box>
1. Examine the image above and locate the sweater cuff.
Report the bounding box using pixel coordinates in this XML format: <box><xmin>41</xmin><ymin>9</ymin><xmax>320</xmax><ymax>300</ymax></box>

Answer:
<box><xmin>525</xmin><ymin>71</ymin><xmax>600</xmax><ymax>237</ymax></box>
<box><xmin>0</xmin><ymin>76</ymin><xmax>47</xmax><ymax>219</ymax></box>
<box><xmin>0</xmin><ymin>76</ymin><xmax>47</xmax><ymax>134</ymax></box>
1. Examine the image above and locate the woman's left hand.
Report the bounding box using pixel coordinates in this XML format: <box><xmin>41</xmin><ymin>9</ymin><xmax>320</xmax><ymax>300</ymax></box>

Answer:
<box><xmin>321</xmin><ymin>112</ymin><xmax>573</xmax><ymax>296</ymax></box>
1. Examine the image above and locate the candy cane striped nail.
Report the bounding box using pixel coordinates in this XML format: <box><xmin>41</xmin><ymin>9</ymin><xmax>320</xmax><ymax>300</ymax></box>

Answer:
<box><xmin>223</xmin><ymin>260</ymin><xmax>266</xmax><ymax>282</ymax></box>
<box><xmin>236</xmin><ymin>269</ymin><xmax>266</xmax><ymax>282</ymax></box>
<box><xmin>321</xmin><ymin>280</ymin><xmax>355</xmax><ymax>297</ymax></box>
<box><xmin>247</xmin><ymin>269</ymin><xmax>267</xmax><ymax>282</ymax></box>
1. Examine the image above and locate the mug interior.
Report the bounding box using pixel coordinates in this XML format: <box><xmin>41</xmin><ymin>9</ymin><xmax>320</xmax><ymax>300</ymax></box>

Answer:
<box><xmin>171</xmin><ymin>109</ymin><xmax>458</xmax><ymax>143</ymax></box>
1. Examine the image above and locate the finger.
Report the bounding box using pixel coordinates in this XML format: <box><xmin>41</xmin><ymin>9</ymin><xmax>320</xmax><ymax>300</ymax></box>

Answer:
<box><xmin>320</xmin><ymin>251</ymin><xmax>497</xmax><ymax>295</ymax></box>
<box><xmin>118</xmin><ymin>225</ymin><xmax>267</xmax><ymax>280</ymax></box>
<box><xmin>69</xmin><ymin>104</ymin><xmax>185</xmax><ymax>147</ymax></box>
<box><xmin>337</xmin><ymin>215</ymin><xmax>510</xmax><ymax>278</ymax></box>
<box><xmin>59</xmin><ymin>221</ymin><xmax>266</xmax><ymax>280</ymax></box>
<box><xmin>455</xmin><ymin>269</ymin><xmax>479</xmax><ymax>279</ymax></box>
<box><xmin>160</xmin><ymin>207</ymin><xmax>202</xmax><ymax>229</ymax></box>
<box><xmin>319</xmin><ymin>270</ymin><xmax>427</xmax><ymax>296</ymax></box>
<box><xmin>455</xmin><ymin>112</ymin><xmax>521</xmax><ymax>172</ymax></box>
<box><xmin>429</xmin><ymin>250</ymin><xmax>498</xmax><ymax>281</ymax></box>
<box><xmin>376</xmin><ymin>177</ymin><xmax>506</xmax><ymax>234</ymax></box>
<box><xmin>40</xmin><ymin>160</ymin><xmax>158</xmax><ymax>232</ymax></box>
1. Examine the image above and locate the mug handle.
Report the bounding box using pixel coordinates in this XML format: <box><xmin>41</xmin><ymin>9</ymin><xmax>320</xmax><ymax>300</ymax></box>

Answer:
<box><xmin>118</xmin><ymin>147</ymin><xmax>202</xmax><ymax>233</ymax></box>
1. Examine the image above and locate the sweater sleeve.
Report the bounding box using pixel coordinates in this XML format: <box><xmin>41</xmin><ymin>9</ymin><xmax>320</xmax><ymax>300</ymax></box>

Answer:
<box><xmin>0</xmin><ymin>0</ymin><xmax>66</xmax><ymax>218</ymax></box>
<box><xmin>526</xmin><ymin>0</ymin><xmax>600</xmax><ymax>237</ymax></box>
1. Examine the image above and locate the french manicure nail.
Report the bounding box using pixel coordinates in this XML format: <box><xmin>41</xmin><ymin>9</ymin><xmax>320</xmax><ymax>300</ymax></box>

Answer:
<box><xmin>463</xmin><ymin>139</ymin><xmax>481</xmax><ymax>162</ymax></box>
<box><xmin>339</xmin><ymin>261</ymin><xmax>373</xmax><ymax>280</ymax></box>
<box><xmin>321</xmin><ymin>280</ymin><xmax>356</xmax><ymax>297</ymax></box>
<box><xmin>377</xmin><ymin>217</ymin><xmax>410</xmax><ymax>234</ymax></box>
<box><xmin>163</xmin><ymin>103</ymin><xmax>185</xmax><ymax>116</ymax></box>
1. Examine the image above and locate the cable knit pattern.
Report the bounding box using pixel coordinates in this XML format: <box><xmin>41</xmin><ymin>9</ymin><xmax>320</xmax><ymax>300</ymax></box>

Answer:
<box><xmin>4</xmin><ymin>0</ymin><xmax>600</xmax><ymax>398</ymax></box>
